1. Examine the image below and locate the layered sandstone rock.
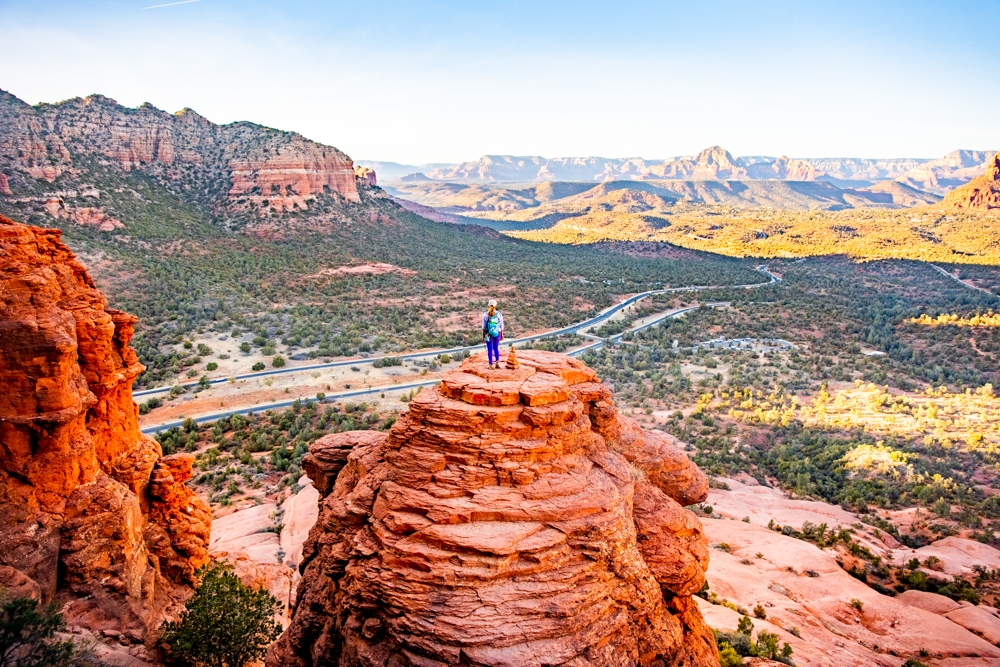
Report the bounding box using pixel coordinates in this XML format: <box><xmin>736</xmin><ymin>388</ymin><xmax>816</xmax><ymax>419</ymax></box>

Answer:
<box><xmin>943</xmin><ymin>152</ymin><xmax>1000</xmax><ymax>209</ymax></box>
<box><xmin>268</xmin><ymin>350</ymin><xmax>715</xmax><ymax>667</ymax></box>
<box><xmin>0</xmin><ymin>215</ymin><xmax>210</xmax><ymax>642</ymax></box>
<box><xmin>0</xmin><ymin>89</ymin><xmax>360</xmax><ymax>222</ymax></box>
<box><xmin>42</xmin><ymin>197</ymin><xmax>125</xmax><ymax>231</ymax></box>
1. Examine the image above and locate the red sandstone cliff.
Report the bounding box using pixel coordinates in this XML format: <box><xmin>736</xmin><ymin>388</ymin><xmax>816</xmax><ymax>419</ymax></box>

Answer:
<box><xmin>268</xmin><ymin>350</ymin><xmax>717</xmax><ymax>667</ymax></box>
<box><xmin>0</xmin><ymin>214</ymin><xmax>210</xmax><ymax>643</ymax></box>
<box><xmin>0</xmin><ymin>89</ymin><xmax>362</xmax><ymax>226</ymax></box>
<box><xmin>943</xmin><ymin>152</ymin><xmax>1000</xmax><ymax>210</ymax></box>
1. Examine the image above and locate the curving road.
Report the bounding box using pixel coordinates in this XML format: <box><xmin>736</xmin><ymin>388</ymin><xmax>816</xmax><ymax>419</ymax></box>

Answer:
<box><xmin>929</xmin><ymin>264</ymin><xmax>999</xmax><ymax>300</ymax></box>
<box><xmin>140</xmin><ymin>266</ymin><xmax>779</xmax><ymax>433</ymax></box>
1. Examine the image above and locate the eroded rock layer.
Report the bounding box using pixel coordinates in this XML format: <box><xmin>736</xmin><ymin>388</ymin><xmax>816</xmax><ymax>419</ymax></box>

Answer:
<box><xmin>0</xmin><ymin>89</ymin><xmax>360</xmax><ymax>221</ymax></box>
<box><xmin>943</xmin><ymin>152</ymin><xmax>1000</xmax><ymax>210</ymax></box>
<box><xmin>0</xmin><ymin>215</ymin><xmax>210</xmax><ymax>642</ymax></box>
<box><xmin>269</xmin><ymin>350</ymin><xmax>716</xmax><ymax>667</ymax></box>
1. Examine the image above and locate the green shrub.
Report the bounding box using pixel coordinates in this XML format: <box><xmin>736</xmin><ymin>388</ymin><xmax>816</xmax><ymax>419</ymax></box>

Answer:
<box><xmin>252</xmin><ymin>362</ymin><xmax>265</xmax><ymax>371</ymax></box>
<box><xmin>0</xmin><ymin>595</ymin><xmax>85</xmax><ymax>667</ymax></box>
<box><xmin>206</xmin><ymin>362</ymin><xmax>219</xmax><ymax>371</ymax></box>
<box><xmin>714</xmin><ymin>630</ymin><xmax>753</xmax><ymax>657</ymax></box>
<box><xmin>932</xmin><ymin>497</ymin><xmax>951</xmax><ymax>518</ymax></box>
<box><xmin>718</xmin><ymin>642</ymin><xmax>743</xmax><ymax>667</ymax></box>
<box><xmin>160</xmin><ymin>562</ymin><xmax>281</xmax><ymax>667</ymax></box>
<box><xmin>271</xmin><ymin>356</ymin><xmax>286</xmax><ymax>368</ymax></box>
<box><xmin>373</xmin><ymin>356</ymin><xmax>402</xmax><ymax>368</ymax></box>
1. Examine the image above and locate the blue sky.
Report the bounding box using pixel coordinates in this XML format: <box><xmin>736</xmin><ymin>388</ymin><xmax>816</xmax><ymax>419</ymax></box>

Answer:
<box><xmin>1</xmin><ymin>1</ymin><xmax>997</xmax><ymax>163</ymax></box>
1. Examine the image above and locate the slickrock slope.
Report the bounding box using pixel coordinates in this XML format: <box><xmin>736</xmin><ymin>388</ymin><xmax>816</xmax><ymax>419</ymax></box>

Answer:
<box><xmin>697</xmin><ymin>520</ymin><xmax>1000</xmax><ymax>666</ymax></box>
<box><xmin>268</xmin><ymin>350</ymin><xmax>716</xmax><ymax>667</ymax></box>
<box><xmin>0</xmin><ymin>215</ymin><xmax>210</xmax><ymax>642</ymax></box>
<box><xmin>943</xmin><ymin>152</ymin><xmax>1000</xmax><ymax>210</ymax></box>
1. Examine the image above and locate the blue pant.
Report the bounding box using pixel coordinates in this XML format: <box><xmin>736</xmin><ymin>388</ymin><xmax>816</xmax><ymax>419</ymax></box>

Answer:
<box><xmin>486</xmin><ymin>336</ymin><xmax>500</xmax><ymax>364</ymax></box>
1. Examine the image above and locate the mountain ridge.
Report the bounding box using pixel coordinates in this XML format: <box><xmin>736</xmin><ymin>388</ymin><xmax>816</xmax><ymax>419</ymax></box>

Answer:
<box><xmin>0</xmin><ymin>88</ymin><xmax>369</xmax><ymax>233</ymax></box>
<box><xmin>361</xmin><ymin>147</ymin><xmax>998</xmax><ymax>193</ymax></box>
<box><xmin>384</xmin><ymin>177</ymin><xmax>943</xmax><ymax>214</ymax></box>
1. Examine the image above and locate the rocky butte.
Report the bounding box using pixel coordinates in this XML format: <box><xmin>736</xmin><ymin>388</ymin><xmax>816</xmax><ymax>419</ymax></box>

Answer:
<box><xmin>943</xmin><ymin>151</ymin><xmax>1000</xmax><ymax>210</ymax></box>
<box><xmin>268</xmin><ymin>349</ymin><xmax>717</xmax><ymax>667</ymax></box>
<box><xmin>0</xmin><ymin>214</ymin><xmax>210</xmax><ymax>645</ymax></box>
<box><xmin>0</xmin><ymin>89</ymin><xmax>361</xmax><ymax>228</ymax></box>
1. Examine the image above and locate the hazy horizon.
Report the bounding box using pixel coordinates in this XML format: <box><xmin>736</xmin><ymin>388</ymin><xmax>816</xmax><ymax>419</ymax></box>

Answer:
<box><xmin>2</xmin><ymin>1</ymin><xmax>998</xmax><ymax>164</ymax></box>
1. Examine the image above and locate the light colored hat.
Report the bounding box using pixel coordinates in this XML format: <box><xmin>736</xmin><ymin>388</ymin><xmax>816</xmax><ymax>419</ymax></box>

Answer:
<box><xmin>488</xmin><ymin>299</ymin><xmax>497</xmax><ymax>307</ymax></box>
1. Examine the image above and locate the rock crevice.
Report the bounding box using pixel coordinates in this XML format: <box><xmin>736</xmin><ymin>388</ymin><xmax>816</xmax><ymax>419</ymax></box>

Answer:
<box><xmin>268</xmin><ymin>350</ymin><xmax>716</xmax><ymax>667</ymax></box>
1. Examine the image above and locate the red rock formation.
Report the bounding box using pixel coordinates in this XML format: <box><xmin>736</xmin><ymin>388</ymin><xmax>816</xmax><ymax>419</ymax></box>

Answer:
<box><xmin>0</xmin><ymin>173</ymin><xmax>11</xmax><ymax>196</ymax></box>
<box><xmin>943</xmin><ymin>152</ymin><xmax>1000</xmax><ymax>209</ymax></box>
<box><xmin>268</xmin><ymin>350</ymin><xmax>716</xmax><ymax>667</ymax></box>
<box><xmin>42</xmin><ymin>197</ymin><xmax>125</xmax><ymax>231</ymax></box>
<box><xmin>0</xmin><ymin>215</ymin><xmax>210</xmax><ymax>642</ymax></box>
<box><xmin>354</xmin><ymin>165</ymin><xmax>377</xmax><ymax>186</ymax></box>
<box><xmin>0</xmin><ymin>89</ymin><xmax>360</xmax><ymax>224</ymax></box>
<box><xmin>228</xmin><ymin>139</ymin><xmax>361</xmax><ymax>212</ymax></box>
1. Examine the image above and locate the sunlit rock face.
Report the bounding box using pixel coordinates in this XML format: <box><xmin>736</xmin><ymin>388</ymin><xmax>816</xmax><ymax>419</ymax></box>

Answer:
<box><xmin>943</xmin><ymin>152</ymin><xmax>1000</xmax><ymax>210</ymax></box>
<box><xmin>0</xmin><ymin>214</ymin><xmax>210</xmax><ymax>641</ymax></box>
<box><xmin>268</xmin><ymin>349</ymin><xmax>717</xmax><ymax>667</ymax></box>
<box><xmin>0</xmin><ymin>90</ymin><xmax>361</xmax><ymax>220</ymax></box>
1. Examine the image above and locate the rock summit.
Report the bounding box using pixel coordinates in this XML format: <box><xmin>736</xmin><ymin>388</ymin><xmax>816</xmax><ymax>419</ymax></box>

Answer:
<box><xmin>268</xmin><ymin>349</ymin><xmax>717</xmax><ymax>667</ymax></box>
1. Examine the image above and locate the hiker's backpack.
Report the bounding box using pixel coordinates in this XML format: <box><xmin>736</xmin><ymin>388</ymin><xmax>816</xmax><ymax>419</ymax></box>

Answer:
<box><xmin>487</xmin><ymin>313</ymin><xmax>501</xmax><ymax>338</ymax></box>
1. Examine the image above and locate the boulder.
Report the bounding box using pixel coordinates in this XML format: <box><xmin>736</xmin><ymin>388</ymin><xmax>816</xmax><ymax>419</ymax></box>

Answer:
<box><xmin>897</xmin><ymin>589</ymin><xmax>963</xmax><ymax>615</ymax></box>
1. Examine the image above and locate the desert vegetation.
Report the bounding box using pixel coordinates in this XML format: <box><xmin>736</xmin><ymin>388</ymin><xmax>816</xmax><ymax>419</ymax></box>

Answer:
<box><xmin>155</xmin><ymin>398</ymin><xmax>392</xmax><ymax>507</ymax></box>
<box><xmin>1</xmin><ymin>168</ymin><xmax>759</xmax><ymax>389</ymax></box>
<box><xmin>580</xmin><ymin>257</ymin><xmax>1000</xmax><ymax>567</ymax></box>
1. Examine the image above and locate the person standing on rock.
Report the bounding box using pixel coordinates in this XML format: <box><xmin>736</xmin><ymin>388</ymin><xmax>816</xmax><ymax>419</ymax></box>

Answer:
<box><xmin>482</xmin><ymin>299</ymin><xmax>504</xmax><ymax>369</ymax></box>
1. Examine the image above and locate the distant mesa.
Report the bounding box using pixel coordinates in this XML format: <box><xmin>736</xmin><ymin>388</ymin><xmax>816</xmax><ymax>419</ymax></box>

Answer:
<box><xmin>942</xmin><ymin>152</ymin><xmax>1000</xmax><ymax>210</ymax></box>
<box><xmin>368</xmin><ymin>146</ymin><xmax>998</xmax><ymax>195</ymax></box>
<box><xmin>386</xmin><ymin>176</ymin><xmax>943</xmax><ymax>216</ymax></box>
<box><xmin>399</xmin><ymin>171</ymin><xmax>434</xmax><ymax>181</ymax></box>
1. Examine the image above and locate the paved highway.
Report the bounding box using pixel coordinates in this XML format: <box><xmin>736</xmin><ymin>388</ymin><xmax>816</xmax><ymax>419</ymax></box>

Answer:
<box><xmin>136</xmin><ymin>265</ymin><xmax>779</xmax><ymax>399</ymax></box>
<box><xmin>929</xmin><ymin>264</ymin><xmax>999</xmax><ymax>300</ymax></box>
<box><xmin>139</xmin><ymin>266</ymin><xmax>779</xmax><ymax>433</ymax></box>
